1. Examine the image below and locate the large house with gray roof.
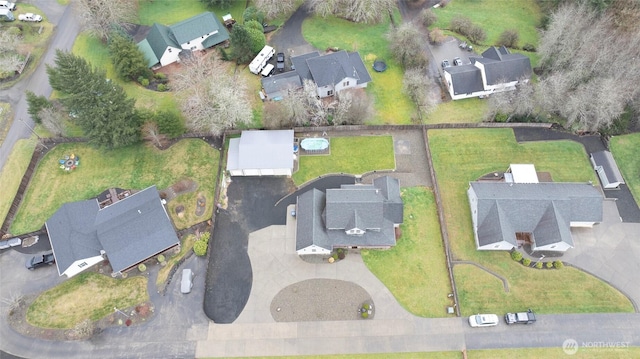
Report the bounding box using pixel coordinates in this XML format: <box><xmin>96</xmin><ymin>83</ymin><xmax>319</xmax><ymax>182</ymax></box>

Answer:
<box><xmin>295</xmin><ymin>176</ymin><xmax>403</xmax><ymax>255</ymax></box>
<box><xmin>261</xmin><ymin>50</ymin><xmax>371</xmax><ymax>100</ymax></box>
<box><xmin>137</xmin><ymin>12</ymin><xmax>229</xmax><ymax>69</ymax></box>
<box><xmin>444</xmin><ymin>46</ymin><xmax>532</xmax><ymax>100</ymax></box>
<box><xmin>45</xmin><ymin>186</ymin><xmax>179</xmax><ymax>278</ymax></box>
<box><xmin>467</xmin><ymin>165</ymin><xmax>603</xmax><ymax>252</ymax></box>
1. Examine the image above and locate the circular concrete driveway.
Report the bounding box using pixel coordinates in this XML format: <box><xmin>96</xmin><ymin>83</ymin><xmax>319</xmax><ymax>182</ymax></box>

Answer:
<box><xmin>203</xmin><ymin>175</ymin><xmax>355</xmax><ymax>323</ymax></box>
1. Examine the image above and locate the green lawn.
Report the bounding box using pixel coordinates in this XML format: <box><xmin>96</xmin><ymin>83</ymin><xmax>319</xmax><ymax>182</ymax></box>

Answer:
<box><xmin>428</xmin><ymin>97</ymin><xmax>487</xmax><ymax>124</ymax></box>
<box><xmin>362</xmin><ymin>187</ymin><xmax>452</xmax><ymax>317</ymax></box>
<box><xmin>431</xmin><ymin>0</ymin><xmax>542</xmax><ymax>49</ymax></box>
<box><xmin>26</xmin><ymin>272</ymin><xmax>148</xmax><ymax>329</ymax></box>
<box><xmin>0</xmin><ymin>139</ymin><xmax>37</xmax><ymax>227</ymax></box>
<box><xmin>428</xmin><ymin>128</ymin><xmax>633</xmax><ymax>315</ymax></box>
<box><xmin>302</xmin><ymin>11</ymin><xmax>416</xmax><ymax>124</ymax></box>
<box><xmin>292</xmin><ymin>136</ymin><xmax>395</xmax><ymax>185</ymax></box>
<box><xmin>137</xmin><ymin>0</ymin><xmax>246</xmax><ymax>27</ymax></box>
<box><xmin>11</xmin><ymin>139</ymin><xmax>219</xmax><ymax>234</ymax></box>
<box><xmin>610</xmin><ymin>133</ymin><xmax>640</xmax><ymax>206</ymax></box>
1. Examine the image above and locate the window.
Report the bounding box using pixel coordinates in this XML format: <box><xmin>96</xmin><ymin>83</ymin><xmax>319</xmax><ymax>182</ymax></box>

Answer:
<box><xmin>168</xmin><ymin>48</ymin><xmax>172</xmax><ymax>53</ymax></box>
<box><xmin>187</xmin><ymin>41</ymin><xmax>190</xmax><ymax>45</ymax></box>
<box><xmin>78</xmin><ymin>262</ymin><xmax>88</xmax><ymax>268</ymax></box>
<box><xmin>343</xmin><ymin>81</ymin><xmax>349</xmax><ymax>86</ymax></box>
<box><xmin>311</xmin><ymin>249</ymin><xmax>316</xmax><ymax>252</ymax></box>
<box><xmin>327</xmin><ymin>90</ymin><xmax>334</xmax><ymax>96</ymax></box>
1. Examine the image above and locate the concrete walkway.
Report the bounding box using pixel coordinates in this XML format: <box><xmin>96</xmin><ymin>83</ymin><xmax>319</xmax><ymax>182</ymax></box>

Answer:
<box><xmin>196</xmin><ymin>206</ymin><xmax>465</xmax><ymax>357</ymax></box>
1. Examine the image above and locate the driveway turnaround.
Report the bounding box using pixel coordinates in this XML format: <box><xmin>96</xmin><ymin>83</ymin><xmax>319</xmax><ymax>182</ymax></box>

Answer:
<box><xmin>203</xmin><ymin>176</ymin><xmax>354</xmax><ymax>323</ymax></box>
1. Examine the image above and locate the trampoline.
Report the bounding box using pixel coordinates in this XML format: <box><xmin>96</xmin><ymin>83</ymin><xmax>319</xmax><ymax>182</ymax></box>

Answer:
<box><xmin>372</xmin><ymin>60</ymin><xmax>387</xmax><ymax>72</ymax></box>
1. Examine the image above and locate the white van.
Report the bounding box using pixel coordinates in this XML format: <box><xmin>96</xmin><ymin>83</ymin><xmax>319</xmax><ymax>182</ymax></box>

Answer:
<box><xmin>0</xmin><ymin>1</ymin><xmax>17</xmax><ymax>11</ymax></box>
<box><xmin>261</xmin><ymin>63</ymin><xmax>274</xmax><ymax>77</ymax></box>
<box><xmin>180</xmin><ymin>268</ymin><xmax>194</xmax><ymax>294</ymax></box>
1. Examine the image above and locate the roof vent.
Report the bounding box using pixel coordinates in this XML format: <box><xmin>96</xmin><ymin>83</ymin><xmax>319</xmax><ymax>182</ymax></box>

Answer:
<box><xmin>138</xmin><ymin>210</ymin><xmax>142</xmax><ymax>214</ymax></box>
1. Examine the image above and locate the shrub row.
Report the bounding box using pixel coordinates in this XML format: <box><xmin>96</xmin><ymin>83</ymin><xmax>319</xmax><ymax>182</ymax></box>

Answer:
<box><xmin>511</xmin><ymin>251</ymin><xmax>563</xmax><ymax>269</ymax></box>
<box><xmin>450</xmin><ymin>16</ymin><xmax>486</xmax><ymax>44</ymax></box>
<box><xmin>193</xmin><ymin>231</ymin><xmax>211</xmax><ymax>256</ymax></box>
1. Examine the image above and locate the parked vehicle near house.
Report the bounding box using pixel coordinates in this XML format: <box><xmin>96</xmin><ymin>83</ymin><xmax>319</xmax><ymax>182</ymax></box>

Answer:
<box><xmin>249</xmin><ymin>45</ymin><xmax>275</xmax><ymax>74</ymax></box>
<box><xmin>0</xmin><ymin>1</ymin><xmax>16</xmax><ymax>11</ymax></box>
<box><xmin>181</xmin><ymin>269</ymin><xmax>194</xmax><ymax>294</ymax></box>
<box><xmin>0</xmin><ymin>237</ymin><xmax>21</xmax><ymax>249</ymax></box>
<box><xmin>469</xmin><ymin>313</ymin><xmax>499</xmax><ymax>327</ymax></box>
<box><xmin>18</xmin><ymin>13</ymin><xmax>42</xmax><ymax>22</ymax></box>
<box><xmin>505</xmin><ymin>309</ymin><xmax>536</xmax><ymax>324</ymax></box>
<box><xmin>25</xmin><ymin>251</ymin><xmax>55</xmax><ymax>270</ymax></box>
<box><xmin>0</xmin><ymin>8</ymin><xmax>14</xmax><ymax>21</ymax></box>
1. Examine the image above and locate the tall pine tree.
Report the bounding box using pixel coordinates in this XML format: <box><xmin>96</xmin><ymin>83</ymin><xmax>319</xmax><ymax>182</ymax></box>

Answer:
<box><xmin>109</xmin><ymin>33</ymin><xmax>151</xmax><ymax>81</ymax></box>
<box><xmin>46</xmin><ymin>50</ymin><xmax>141</xmax><ymax>148</ymax></box>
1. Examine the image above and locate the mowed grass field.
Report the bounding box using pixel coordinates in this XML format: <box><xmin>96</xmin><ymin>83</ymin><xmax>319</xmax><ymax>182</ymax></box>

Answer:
<box><xmin>302</xmin><ymin>12</ymin><xmax>416</xmax><ymax>124</ymax></box>
<box><xmin>362</xmin><ymin>187</ymin><xmax>453</xmax><ymax>317</ymax></box>
<box><xmin>11</xmin><ymin>139</ymin><xmax>219</xmax><ymax>234</ymax></box>
<box><xmin>610</xmin><ymin>133</ymin><xmax>640</xmax><ymax>206</ymax></box>
<box><xmin>26</xmin><ymin>272</ymin><xmax>147</xmax><ymax>329</ymax></box>
<box><xmin>428</xmin><ymin>128</ymin><xmax>633</xmax><ymax>315</ymax></box>
<box><xmin>0</xmin><ymin>139</ymin><xmax>37</xmax><ymax>227</ymax></box>
<box><xmin>293</xmin><ymin>136</ymin><xmax>395</xmax><ymax>185</ymax></box>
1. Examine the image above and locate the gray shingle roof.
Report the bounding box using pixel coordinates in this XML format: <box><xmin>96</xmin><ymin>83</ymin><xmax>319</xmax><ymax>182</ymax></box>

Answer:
<box><xmin>591</xmin><ymin>151</ymin><xmax>625</xmax><ymax>184</ymax></box>
<box><xmin>261</xmin><ymin>71</ymin><xmax>302</xmax><ymax>98</ymax></box>
<box><xmin>306</xmin><ymin>50</ymin><xmax>371</xmax><ymax>87</ymax></box>
<box><xmin>291</xmin><ymin>51</ymin><xmax>320</xmax><ymax>82</ymax></box>
<box><xmin>444</xmin><ymin>65</ymin><xmax>485</xmax><ymax>95</ymax></box>
<box><xmin>46</xmin><ymin>186</ymin><xmax>179</xmax><ymax>275</ymax></box>
<box><xmin>470</xmin><ymin>182</ymin><xmax>602</xmax><ymax>248</ymax></box>
<box><xmin>95</xmin><ymin>186</ymin><xmax>179</xmax><ymax>273</ymax></box>
<box><xmin>227</xmin><ymin>130</ymin><xmax>294</xmax><ymax>172</ymax></box>
<box><xmin>296</xmin><ymin>176</ymin><xmax>403</xmax><ymax>251</ymax></box>
<box><xmin>46</xmin><ymin>199</ymin><xmax>101</xmax><ymax>276</ymax></box>
<box><xmin>476</xmin><ymin>46</ymin><xmax>531</xmax><ymax>85</ymax></box>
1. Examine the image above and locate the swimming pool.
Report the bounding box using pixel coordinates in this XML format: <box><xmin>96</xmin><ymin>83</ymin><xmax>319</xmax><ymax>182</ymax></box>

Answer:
<box><xmin>300</xmin><ymin>138</ymin><xmax>329</xmax><ymax>151</ymax></box>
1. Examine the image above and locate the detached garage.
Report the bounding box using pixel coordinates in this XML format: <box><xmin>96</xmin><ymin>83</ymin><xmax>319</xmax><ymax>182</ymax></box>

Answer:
<box><xmin>590</xmin><ymin>151</ymin><xmax>625</xmax><ymax>189</ymax></box>
<box><xmin>227</xmin><ymin>130</ymin><xmax>294</xmax><ymax>176</ymax></box>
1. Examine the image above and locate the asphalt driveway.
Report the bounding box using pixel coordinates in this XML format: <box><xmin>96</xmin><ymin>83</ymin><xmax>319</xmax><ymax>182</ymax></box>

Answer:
<box><xmin>203</xmin><ymin>175</ymin><xmax>354</xmax><ymax>323</ymax></box>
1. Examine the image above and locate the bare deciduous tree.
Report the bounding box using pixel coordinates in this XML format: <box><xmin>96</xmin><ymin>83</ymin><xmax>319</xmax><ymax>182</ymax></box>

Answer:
<box><xmin>141</xmin><ymin>122</ymin><xmax>168</xmax><ymax>148</ymax></box>
<box><xmin>254</xmin><ymin>0</ymin><xmax>297</xmax><ymax>20</ymax></box>
<box><xmin>0</xmin><ymin>29</ymin><xmax>20</xmax><ymax>52</ymax></box>
<box><xmin>74</xmin><ymin>0</ymin><xmax>137</xmax><ymax>41</ymax></box>
<box><xmin>308</xmin><ymin>0</ymin><xmax>395</xmax><ymax>24</ymax></box>
<box><xmin>497</xmin><ymin>29</ymin><xmax>519</xmax><ymax>48</ymax></box>
<box><xmin>388</xmin><ymin>22</ymin><xmax>428</xmax><ymax>69</ymax></box>
<box><xmin>403</xmin><ymin>68</ymin><xmax>436</xmax><ymax>122</ymax></box>
<box><xmin>0</xmin><ymin>53</ymin><xmax>21</xmax><ymax>74</ymax></box>
<box><xmin>333</xmin><ymin>89</ymin><xmax>373</xmax><ymax>125</ymax></box>
<box><xmin>172</xmin><ymin>56</ymin><xmax>252</xmax><ymax>135</ymax></box>
<box><xmin>39</xmin><ymin>107</ymin><xmax>66</xmax><ymax>137</ymax></box>
<box><xmin>429</xmin><ymin>28</ymin><xmax>446</xmax><ymax>44</ymax></box>
<box><xmin>262</xmin><ymin>102</ymin><xmax>294</xmax><ymax>129</ymax></box>
<box><xmin>419</xmin><ymin>8</ymin><xmax>438</xmax><ymax>28</ymax></box>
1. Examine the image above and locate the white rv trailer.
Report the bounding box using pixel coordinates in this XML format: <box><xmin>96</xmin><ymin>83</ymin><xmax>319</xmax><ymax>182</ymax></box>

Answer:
<box><xmin>249</xmin><ymin>45</ymin><xmax>275</xmax><ymax>74</ymax></box>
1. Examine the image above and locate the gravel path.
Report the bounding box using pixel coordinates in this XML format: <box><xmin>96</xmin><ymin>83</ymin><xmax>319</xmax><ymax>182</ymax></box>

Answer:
<box><xmin>270</xmin><ymin>278</ymin><xmax>373</xmax><ymax>322</ymax></box>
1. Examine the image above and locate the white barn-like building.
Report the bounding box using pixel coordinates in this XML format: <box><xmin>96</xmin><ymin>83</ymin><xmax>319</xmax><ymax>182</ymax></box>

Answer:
<box><xmin>227</xmin><ymin>130</ymin><xmax>294</xmax><ymax>176</ymax></box>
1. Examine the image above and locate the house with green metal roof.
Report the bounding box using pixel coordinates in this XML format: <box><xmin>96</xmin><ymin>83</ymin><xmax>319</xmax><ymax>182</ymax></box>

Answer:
<box><xmin>137</xmin><ymin>12</ymin><xmax>229</xmax><ymax>68</ymax></box>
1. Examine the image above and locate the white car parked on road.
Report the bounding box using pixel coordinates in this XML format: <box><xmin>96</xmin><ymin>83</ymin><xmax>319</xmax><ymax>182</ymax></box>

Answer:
<box><xmin>468</xmin><ymin>313</ymin><xmax>499</xmax><ymax>327</ymax></box>
<box><xmin>18</xmin><ymin>13</ymin><xmax>42</xmax><ymax>22</ymax></box>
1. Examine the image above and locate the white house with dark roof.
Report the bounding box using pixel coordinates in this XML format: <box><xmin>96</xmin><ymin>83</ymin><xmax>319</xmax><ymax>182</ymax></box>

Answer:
<box><xmin>227</xmin><ymin>130</ymin><xmax>294</xmax><ymax>176</ymax></box>
<box><xmin>45</xmin><ymin>186</ymin><xmax>180</xmax><ymax>277</ymax></box>
<box><xmin>137</xmin><ymin>12</ymin><xmax>229</xmax><ymax>68</ymax></box>
<box><xmin>590</xmin><ymin>151</ymin><xmax>625</xmax><ymax>189</ymax></box>
<box><xmin>261</xmin><ymin>50</ymin><xmax>372</xmax><ymax>100</ymax></box>
<box><xmin>467</xmin><ymin>165</ymin><xmax>603</xmax><ymax>252</ymax></box>
<box><xmin>444</xmin><ymin>46</ymin><xmax>532</xmax><ymax>100</ymax></box>
<box><xmin>295</xmin><ymin>176</ymin><xmax>403</xmax><ymax>255</ymax></box>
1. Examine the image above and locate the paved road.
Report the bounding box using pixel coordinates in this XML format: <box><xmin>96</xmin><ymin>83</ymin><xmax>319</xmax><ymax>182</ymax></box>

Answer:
<box><xmin>0</xmin><ymin>1</ymin><xmax>79</xmax><ymax>173</ymax></box>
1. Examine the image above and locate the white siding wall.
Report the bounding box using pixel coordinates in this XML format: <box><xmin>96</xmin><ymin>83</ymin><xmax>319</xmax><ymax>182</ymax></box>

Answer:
<box><xmin>478</xmin><ymin>241</ymin><xmax>515</xmax><ymax>251</ymax></box>
<box><xmin>297</xmin><ymin>245</ymin><xmax>331</xmax><ymax>255</ymax></box>
<box><xmin>180</xmin><ymin>31</ymin><xmax>218</xmax><ymax>51</ymax></box>
<box><xmin>532</xmin><ymin>241</ymin><xmax>572</xmax><ymax>252</ymax></box>
<box><xmin>62</xmin><ymin>255</ymin><xmax>104</xmax><ymax>278</ymax></box>
<box><xmin>160</xmin><ymin>47</ymin><xmax>182</xmax><ymax>66</ymax></box>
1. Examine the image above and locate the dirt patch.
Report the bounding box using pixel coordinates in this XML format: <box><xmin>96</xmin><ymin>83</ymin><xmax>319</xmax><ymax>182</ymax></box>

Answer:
<box><xmin>195</xmin><ymin>192</ymin><xmax>206</xmax><ymax>217</ymax></box>
<box><xmin>175</xmin><ymin>205</ymin><xmax>185</xmax><ymax>218</ymax></box>
<box><xmin>160</xmin><ymin>179</ymin><xmax>198</xmax><ymax>202</ymax></box>
<box><xmin>6</xmin><ymin>294</ymin><xmax>154</xmax><ymax>341</ymax></box>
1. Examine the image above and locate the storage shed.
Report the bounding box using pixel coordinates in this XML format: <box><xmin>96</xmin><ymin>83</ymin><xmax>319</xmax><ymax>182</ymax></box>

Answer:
<box><xmin>590</xmin><ymin>151</ymin><xmax>625</xmax><ymax>189</ymax></box>
<box><xmin>227</xmin><ymin>130</ymin><xmax>294</xmax><ymax>176</ymax></box>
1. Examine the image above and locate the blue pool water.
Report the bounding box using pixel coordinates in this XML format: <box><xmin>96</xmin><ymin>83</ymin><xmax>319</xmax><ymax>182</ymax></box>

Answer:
<box><xmin>300</xmin><ymin>138</ymin><xmax>329</xmax><ymax>151</ymax></box>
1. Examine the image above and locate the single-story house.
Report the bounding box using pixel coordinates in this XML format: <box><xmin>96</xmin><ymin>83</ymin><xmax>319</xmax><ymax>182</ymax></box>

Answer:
<box><xmin>261</xmin><ymin>50</ymin><xmax>371</xmax><ymax>100</ymax></box>
<box><xmin>137</xmin><ymin>12</ymin><xmax>229</xmax><ymax>69</ymax></box>
<box><xmin>467</xmin><ymin>165</ymin><xmax>603</xmax><ymax>252</ymax></box>
<box><xmin>444</xmin><ymin>46</ymin><xmax>532</xmax><ymax>100</ymax></box>
<box><xmin>227</xmin><ymin>130</ymin><xmax>294</xmax><ymax>176</ymax></box>
<box><xmin>45</xmin><ymin>186</ymin><xmax>180</xmax><ymax>277</ymax></box>
<box><xmin>295</xmin><ymin>176</ymin><xmax>403</xmax><ymax>255</ymax></box>
<box><xmin>590</xmin><ymin>151</ymin><xmax>625</xmax><ymax>189</ymax></box>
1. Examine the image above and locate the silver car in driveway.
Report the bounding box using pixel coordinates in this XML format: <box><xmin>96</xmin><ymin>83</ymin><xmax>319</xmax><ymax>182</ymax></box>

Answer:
<box><xmin>469</xmin><ymin>313</ymin><xmax>499</xmax><ymax>327</ymax></box>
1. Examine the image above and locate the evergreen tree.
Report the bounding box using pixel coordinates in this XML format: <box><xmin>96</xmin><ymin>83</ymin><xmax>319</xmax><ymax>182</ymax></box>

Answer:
<box><xmin>230</xmin><ymin>23</ymin><xmax>265</xmax><ymax>63</ymax></box>
<box><xmin>109</xmin><ymin>33</ymin><xmax>151</xmax><ymax>81</ymax></box>
<box><xmin>46</xmin><ymin>50</ymin><xmax>141</xmax><ymax>148</ymax></box>
<box><xmin>25</xmin><ymin>91</ymin><xmax>52</xmax><ymax>124</ymax></box>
